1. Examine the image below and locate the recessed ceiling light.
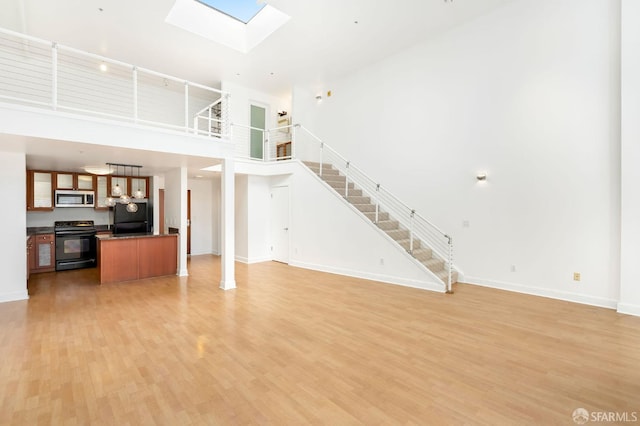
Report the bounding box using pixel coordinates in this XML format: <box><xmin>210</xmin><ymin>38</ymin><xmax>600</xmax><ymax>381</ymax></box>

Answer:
<box><xmin>99</xmin><ymin>62</ymin><xmax>108</xmax><ymax>72</ymax></box>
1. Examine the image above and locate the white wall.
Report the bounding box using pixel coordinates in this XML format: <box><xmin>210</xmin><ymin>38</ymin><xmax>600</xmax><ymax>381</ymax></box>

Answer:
<box><xmin>293</xmin><ymin>0</ymin><xmax>622</xmax><ymax>307</ymax></box>
<box><xmin>1</xmin><ymin>152</ymin><xmax>28</xmax><ymax>302</ymax></box>
<box><xmin>211</xmin><ymin>175</ymin><xmax>221</xmax><ymax>255</ymax></box>
<box><xmin>234</xmin><ymin>173</ymin><xmax>273</xmax><ymax>263</ymax></box>
<box><xmin>234</xmin><ymin>174</ymin><xmax>249</xmax><ymax>261</ymax></box>
<box><xmin>247</xmin><ymin>175</ymin><xmax>272</xmax><ymax>263</ymax></box>
<box><xmin>164</xmin><ymin>167</ymin><xmax>188</xmax><ymax>275</ymax></box>
<box><xmin>187</xmin><ymin>177</ymin><xmax>217</xmax><ymax>255</ymax></box>
<box><xmin>619</xmin><ymin>0</ymin><xmax>640</xmax><ymax>316</ymax></box>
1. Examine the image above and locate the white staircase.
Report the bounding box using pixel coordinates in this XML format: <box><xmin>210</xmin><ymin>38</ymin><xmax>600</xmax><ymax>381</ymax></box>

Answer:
<box><xmin>303</xmin><ymin>161</ymin><xmax>458</xmax><ymax>286</ymax></box>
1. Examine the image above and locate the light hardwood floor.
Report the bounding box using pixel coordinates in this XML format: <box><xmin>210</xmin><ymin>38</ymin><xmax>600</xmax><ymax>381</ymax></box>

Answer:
<box><xmin>1</xmin><ymin>256</ymin><xmax>639</xmax><ymax>425</ymax></box>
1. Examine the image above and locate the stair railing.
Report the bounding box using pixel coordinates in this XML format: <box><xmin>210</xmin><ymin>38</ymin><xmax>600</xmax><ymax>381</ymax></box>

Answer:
<box><xmin>193</xmin><ymin>95</ymin><xmax>230</xmax><ymax>137</ymax></box>
<box><xmin>230</xmin><ymin>123</ymin><xmax>297</xmax><ymax>161</ymax></box>
<box><xmin>295</xmin><ymin>125</ymin><xmax>454</xmax><ymax>293</ymax></box>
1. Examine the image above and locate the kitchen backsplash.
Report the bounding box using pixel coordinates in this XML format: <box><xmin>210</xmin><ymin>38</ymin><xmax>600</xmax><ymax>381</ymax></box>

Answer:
<box><xmin>27</xmin><ymin>208</ymin><xmax>110</xmax><ymax>227</ymax></box>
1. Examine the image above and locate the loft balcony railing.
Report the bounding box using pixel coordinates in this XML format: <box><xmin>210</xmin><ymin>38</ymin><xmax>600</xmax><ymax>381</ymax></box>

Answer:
<box><xmin>0</xmin><ymin>27</ymin><xmax>229</xmax><ymax>137</ymax></box>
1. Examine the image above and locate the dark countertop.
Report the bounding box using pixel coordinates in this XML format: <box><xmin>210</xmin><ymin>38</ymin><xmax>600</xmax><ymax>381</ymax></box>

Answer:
<box><xmin>96</xmin><ymin>232</ymin><xmax>178</xmax><ymax>241</ymax></box>
<box><xmin>28</xmin><ymin>224</ymin><xmax>112</xmax><ymax>236</ymax></box>
<box><xmin>26</xmin><ymin>227</ymin><xmax>54</xmax><ymax>236</ymax></box>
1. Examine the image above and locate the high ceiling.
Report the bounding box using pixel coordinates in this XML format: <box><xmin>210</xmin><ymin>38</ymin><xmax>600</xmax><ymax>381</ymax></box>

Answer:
<box><xmin>1</xmin><ymin>0</ymin><xmax>513</xmax><ymax>98</ymax></box>
<box><xmin>0</xmin><ymin>0</ymin><xmax>514</xmax><ymax>177</ymax></box>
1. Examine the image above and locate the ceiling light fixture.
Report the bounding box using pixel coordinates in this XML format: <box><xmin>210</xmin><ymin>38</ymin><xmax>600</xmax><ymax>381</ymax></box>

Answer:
<box><xmin>84</xmin><ymin>165</ymin><xmax>113</xmax><ymax>175</ymax></box>
<box><xmin>99</xmin><ymin>62</ymin><xmax>108</xmax><ymax>72</ymax></box>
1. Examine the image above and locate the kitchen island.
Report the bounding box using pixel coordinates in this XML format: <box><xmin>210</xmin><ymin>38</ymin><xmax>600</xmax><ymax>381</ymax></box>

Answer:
<box><xmin>97</xmin><ymin>233</ymin><xmax>178</xmax><ymax>284</ymax></box>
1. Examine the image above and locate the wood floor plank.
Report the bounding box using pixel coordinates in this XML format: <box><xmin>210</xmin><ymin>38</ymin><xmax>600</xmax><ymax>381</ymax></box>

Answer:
<box><xmin>0</xmin><ymin>255</ymin><xmax>638</xmax><ymax>425</ymax></box>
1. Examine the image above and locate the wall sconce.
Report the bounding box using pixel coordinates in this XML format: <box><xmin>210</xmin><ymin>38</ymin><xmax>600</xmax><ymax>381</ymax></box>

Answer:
<box><xmin>476</xmin><ymin>172</ymin><xmax>487</xmax><ymax>181</ymax></box>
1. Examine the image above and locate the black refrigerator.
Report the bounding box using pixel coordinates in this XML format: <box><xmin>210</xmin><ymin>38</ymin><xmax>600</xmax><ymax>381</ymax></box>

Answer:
<box><xmin>113</xmin><ymin>202</ymin><xmax>149</xmax><ymax>235</ymax></box>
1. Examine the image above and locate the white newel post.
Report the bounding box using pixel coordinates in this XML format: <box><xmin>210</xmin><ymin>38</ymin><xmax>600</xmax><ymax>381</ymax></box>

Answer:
<box><xmin>220</xmin><ymin>157</ymin><xmax>236</xmax><ymax>290</ymax></box>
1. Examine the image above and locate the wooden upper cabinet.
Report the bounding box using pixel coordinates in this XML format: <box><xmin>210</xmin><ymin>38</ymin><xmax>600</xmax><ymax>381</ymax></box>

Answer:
<box><xmin>56</xmin><ymin>173</ymin><xmax>74</xmax><ymax>189</ymax></box>
<box><xmin>109</xmin><ymin>176</ymin><xmax>149</xmax><ymax>199</ymax></box>
<box><xmin>27</xmin><ymin>171</ymin><xmax>54</xmax><ymax>211</ymax></box>
<box><xmin>94</xmin><ymin>175</ymin><xmax>110</xmax><ymax>210</ymax></box>
<box><xmin>27</xmin><ymin>170</ymin><xmax>149</xmax><ymax>211</ymax></box>
<box><xmin>55</xmin><ymin>172</ymin><xmax>95</xmax><ymax>190</ymax></box>
<box><xmin>130</xmin><ymin>177</ymin><xmax>149</xmax><ymax>199</ymax></box>
<box><xmin>110</xmin><ymin>176</ymin><xmax>127</xmax><ymax>197</ymax></box>
<box><xmin>77</xmin><ymin>174</ymin><xmax>94</xmax><ymax>190</ymax></box>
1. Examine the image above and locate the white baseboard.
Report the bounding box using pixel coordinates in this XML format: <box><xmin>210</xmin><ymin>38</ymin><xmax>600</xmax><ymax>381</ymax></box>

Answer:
<box><xmin>289</xmin><ymin>260</ymin><xmax>445</xmax><ymax>293</ymax></box>
<box><xmin>617</xmin><ymin>302</ymin><xmax>640</xmax><ymax>317</ymax></box>
<box><xmin>0</xmin><ymin>290</ymin><xmax>29</xmax><ymax>303</ymax></box>
<box><xmin>235</xmin><ymin>255</ymin><xmax>272</xmax><ymax>264</ymax></box>
<box><xmin>189</xmin><ymin>250</ymin><xmax>214</xmax><ymax>256</ymax></box>
<box><xmin>466</xmin><ymin>276</ymin><xmax>618</xmax><ymax>310</ymax></box>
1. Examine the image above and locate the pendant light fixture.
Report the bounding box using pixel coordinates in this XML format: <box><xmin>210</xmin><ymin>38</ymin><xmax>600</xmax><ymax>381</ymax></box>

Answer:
<box><xmin>133</xmin><ymin>166</ymin><xmax>144</xmax><ymax>200</ymax></box>
<box><xmin>112</xmin><ymin>164</ymin><xmax>123</xmax><ymax>197</ymax></box>
<box><xmin>105</xmin><ymin>163</ymin><xmax>143</xmax><ymax>213</ymax></box>
<box><xmin>105</xmin><ymin>163</ymin><xmax>117</xmax><ymax>207</ymax></box>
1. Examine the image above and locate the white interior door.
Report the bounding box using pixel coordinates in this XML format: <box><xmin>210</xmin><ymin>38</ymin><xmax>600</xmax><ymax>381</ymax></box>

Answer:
<box><xmin>271</xmin><ymin>186</ymin><xmax>290</xmax><ymax>263</ymax></box>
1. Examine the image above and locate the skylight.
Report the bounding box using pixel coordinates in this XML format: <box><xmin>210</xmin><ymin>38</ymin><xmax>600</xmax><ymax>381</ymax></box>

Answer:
<box><xmin>196</xmin><ymin>0</ymin><xmax>266</xmax><ymax>24</ymax></box>
<box><xmin>166</xmin><ymin>0</ymin><xmax>290</xmax><ymax>53</ymax></box>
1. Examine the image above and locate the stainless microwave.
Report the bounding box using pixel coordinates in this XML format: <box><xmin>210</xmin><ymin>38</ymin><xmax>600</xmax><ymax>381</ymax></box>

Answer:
<box><xmin>55</xmin><ymin>190</ymin><xmax>95</xmax><ymax>208</ymax></box>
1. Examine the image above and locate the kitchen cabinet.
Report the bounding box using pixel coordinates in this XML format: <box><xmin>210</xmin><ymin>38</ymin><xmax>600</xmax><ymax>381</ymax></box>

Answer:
<box><xmin>94</xmin><ymin>175</ymin><xmax>110</xmax><ymax>210</ymax></box>
<box><xmin>110</xmin><ymin>176</ymin><xmax>149</xmax><ymax>199</ymax></box>
<box><xmin>32</xmin><ymin>234</ymin><xmax>55</xmax><ymax>273</ymax></box>
<box><xmin>77</xmin><ymin>174</ymin><xmax>94</xmax><ymax>190</ymax></box>
<box><xmin>97</xmin><ymin>234</ymin><xmax>177</xmax><ymax>284</ymax></box>
<box><xmin>110</xmin><ymin>176</ymin><xmax>128</xmax><ymax>196</ymax></box>
<box><xmin>27</xmin><ymin>171</ymin><xmax>54</xmax><ymax>211</ymax></box>
<box><xmin>130</xmin><ymin>177</ymin><xmax>148</xmax><ymax>198</ymax></box>
<box><xmin>26</xmin><ymin>236</ymin><xmax>34</xmax><ymax>281</ymax></box>
<box><xmin>56</xmin><ymin>172</ymin><xmax>95</xmax><ymax>190</ymax></box>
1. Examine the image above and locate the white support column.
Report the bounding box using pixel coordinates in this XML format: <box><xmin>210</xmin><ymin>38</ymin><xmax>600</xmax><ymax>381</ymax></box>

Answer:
<box><xmin>178</xmin><ymin>166</ymin><xmax>189</xmax><ymax>277</ymax></box>
<box><xmin>619</xmin><ymin>0</ymin><xmax>640</xmax><ymax>317</ymax></box>
<box><xmin>220</xmin><ymin>157</ymin><xmax>236</xmax><ymax>290</ymax></box>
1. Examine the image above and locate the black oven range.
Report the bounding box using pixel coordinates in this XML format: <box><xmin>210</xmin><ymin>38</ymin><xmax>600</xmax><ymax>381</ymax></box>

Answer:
<box><xmin>54</xmin><ymin>220</ymin><xmax>97</xmax><ymax>271</ymax></box>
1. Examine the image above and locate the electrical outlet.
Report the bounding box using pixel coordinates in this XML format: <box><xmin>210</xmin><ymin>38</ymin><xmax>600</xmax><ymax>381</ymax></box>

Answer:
<box><xmin>573</xmin><ymin>272</ymin><xmax>581</xmax><ymax>281</ymax></box>
<box><xmin>462</xmin><ymin>220</ymin><xmax>470</xmax><ymax>228</ymax></box>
